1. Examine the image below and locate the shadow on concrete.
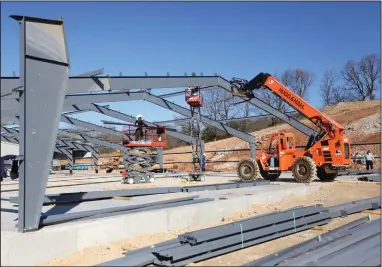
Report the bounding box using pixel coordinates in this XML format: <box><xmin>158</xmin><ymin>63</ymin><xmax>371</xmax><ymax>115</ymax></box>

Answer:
<box><xmin>1</xmin><ymin>179</ymin><xmax>122</xmax><ymax>193</ymax></box>
<box><xmin>228</xmin><ymin>178</ymin><xmax>325</xmax><ymax>184</ymax></box>
<box><xmin>41</xmin><ymin>202</ymin><xmax>81</xmax><ymax>217</ymax></box>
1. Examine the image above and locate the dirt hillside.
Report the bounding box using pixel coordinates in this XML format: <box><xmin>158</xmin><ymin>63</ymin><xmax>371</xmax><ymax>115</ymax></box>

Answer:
<box><xmin>71</xmin><ymin>100</ymin><xmax>381</xmax><ymax>172</ymax></box>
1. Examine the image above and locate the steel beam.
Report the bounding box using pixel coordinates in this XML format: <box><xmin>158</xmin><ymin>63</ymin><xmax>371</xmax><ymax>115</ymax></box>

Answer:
<box><xmin>1</xmin><ymin>126</ymin><xmax>96</xmax><ymax>152</ymax></box>
<box><xmin>155</xmin><ymin>111</ymin><xmax>298</xmax><ymax>125</ymax></box>
<box><xmin>279</xmin><ymin>219</ymin><xmax>381</xmax><ymax>266</ymax></box>
<box><xmin>60</xmin><ymin>115</ymin><xmax>126</xmax><ymax>138</ymax></box>
<box><xmin>62</xmin><ymin>92</ymin><xmax>255</xmax><ymax>142</ymax></box>
<box><xmin>92</xmin><ymin>149</ymin><xmax>99</xmax><ymax>173</ymax></box>
<box><xmin>1</xmin><ymin>75</ymin><xmax>110</xmax><ymax>99</ymax></box>
<box><xmin>70</xmin><ymin>103</ymin><xmax>195</xmax><ymax>143</ymax></box>
<box><xmin>39</xmin><ymin>195</ymin><xmax>203</xmax><ymax>226</ymax></box>
<box><xmin>324</xmin><ymin>197</ymin><xmax>381</xmax><ymax>218</ymax></box>
<box><xmin>55</xmin><ymin>147</ymin><xmax>73</xmax><ymax>174</ymax></box>
<box><xmin>216</xmin><ymin>79</ymin><xmax>314</xmax><ymax>136</ymax></box>
<box><xmin>13</xmin><ymin>15</ymin><xmax>70</xmax><ymax>232</ymax></box>
<box><xmin>247</xmin><ymin>216</ymin><xmax>372</xmax><ymax>266</ymax></box>
<box><xmin>57</xmin><ymin>130</ymin><xmax>126</xmax><ymax>151</ymax></box>
<box><xmin>1</xmin><ymin>76</ymin><xmax>224</xmax><ymax>99</ymax></box>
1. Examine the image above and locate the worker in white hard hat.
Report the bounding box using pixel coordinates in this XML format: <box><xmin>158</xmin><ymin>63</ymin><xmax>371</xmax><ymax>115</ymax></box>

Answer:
<box><xmin>134</xmin><ymin>114</ymin><xmax>147</xmax><ymax>141</ymax></box>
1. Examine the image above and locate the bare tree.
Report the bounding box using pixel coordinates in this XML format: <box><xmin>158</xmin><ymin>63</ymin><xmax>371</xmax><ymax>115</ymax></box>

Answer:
<box><xmin>260</xmin><ymin>70</ymin><xmax>297</xmax><ymax>114</ymax></box>
<box><xmin>320</xmin><ymin>70</ymin><xmax>342</xmax><ymax>106</ymax></box>
<box><xmin>289</xmin><ymin>69</ymin><xmax>316</xmax><ymax>98</ymax></box>
<box><xmin>340</xmin><ymin>54</ymin><xmax>381</xmax><ymax>101</ymax></box>
<box><xmin>202</xmin><ymin>88</ymin><xmax>240</xmax><ymax>120</ymax></box>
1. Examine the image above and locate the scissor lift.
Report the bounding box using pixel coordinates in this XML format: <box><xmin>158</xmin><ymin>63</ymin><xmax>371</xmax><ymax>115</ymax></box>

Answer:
<box><xmin>185</xmin><ymin>87</ymin><xmax>206</xmax><ymax>182</ymax></box>
<box><xmin>120</xmin><ymin>125</ymin><xmax>166</xmax><ymax>184</ymax></box>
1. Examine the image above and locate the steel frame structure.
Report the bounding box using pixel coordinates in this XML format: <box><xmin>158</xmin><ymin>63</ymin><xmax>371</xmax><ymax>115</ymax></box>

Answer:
<box><xmin>0</xmin><ymin>14</ymin><xmax>353</xmax><ymax>233</ymax></box>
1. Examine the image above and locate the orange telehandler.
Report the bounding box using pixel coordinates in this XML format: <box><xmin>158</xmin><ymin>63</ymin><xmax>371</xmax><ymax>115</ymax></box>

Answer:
<box><xmin>231</xmin><ymin>72</ymin><xmax>352</xmax><ymax>183</ymax></box>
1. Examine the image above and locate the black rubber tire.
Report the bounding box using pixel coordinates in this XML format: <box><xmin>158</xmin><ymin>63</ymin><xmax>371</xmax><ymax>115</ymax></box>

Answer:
<box><xmin>262</xmin><ymin>173</ymin><xmax>281</xmax><ymax>181</ymax></box>
<box><xmin>292</xmin><ymin>156</ymin><xmax>317</xmax><ymax>183</ymax></box>
<box><xmin>237</xmin><ymin>159</ymin><xmax>261</xmax><ymax>181</ymax></box>
<box><xmin>317</xmin><ymin>167</ymin><xmax>338</xmax><ymax>182</ymax></box>
<box><xmin>259</xmin><ymin>163</ymin><xmax>280</xmax><ymax>181</ymax></box>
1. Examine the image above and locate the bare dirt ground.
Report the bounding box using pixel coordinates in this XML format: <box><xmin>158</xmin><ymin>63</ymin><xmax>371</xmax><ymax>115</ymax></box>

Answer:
<box><xmin>40</xmin><ymin>180</ymin><xmax>380</xmax><ymax>266</ymax></box>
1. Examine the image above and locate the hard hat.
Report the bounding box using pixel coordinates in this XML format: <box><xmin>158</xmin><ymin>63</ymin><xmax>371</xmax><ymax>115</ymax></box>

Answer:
<box><xmin>136</xmin><ymin>114</ymin><xmax>143</xmax><ymax>120</ymax></box>
<box><xmin>203</xmin><ymin>153</ymin><xmax>206</xmax><ymax>156</ymax></box>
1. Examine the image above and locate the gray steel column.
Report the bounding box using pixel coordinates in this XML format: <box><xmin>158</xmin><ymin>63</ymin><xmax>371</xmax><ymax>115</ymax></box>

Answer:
<box><xmin>122</xmin><ymin>149</ymin><xmax>129</xmax><ymax>170</ymax></box>
<box><xmin>157</xmin><ymin>148</ymin><xmax>164</xmax><ymax>171</ymax></box>
<box><xmin>92</xmin><ymin>150</ymin><xmax>99</xmax><ymax>174</ymax></box>
<box><xmin>56</xmin><ymin>148</ymin><xmax>73</xmax><ymax>174</ymax></box>
<box><xmin>249</xmin><ymin>135</ymin><xmax>256</xmax><ymax>159</ymax></box>
<box><xmin>200</xmin><ymin>140</ymin><xmax>205</xmax><ymax>156</ymax></box>
<box><xmin>14</xmin><ymin>15</ymin><xmax>70</xmax><ymax>232</ymax></box>
<box><xmin>67</xmin><ymin>149</ymin><xmax>73</xmax><ymax>174</ymax></box>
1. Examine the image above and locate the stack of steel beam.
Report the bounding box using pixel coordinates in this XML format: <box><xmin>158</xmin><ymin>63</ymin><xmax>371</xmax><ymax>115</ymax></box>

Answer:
<box><xmin>246</xmin><ymin>216</ymin><xmax>381</xmax><ymax>266</ymax></box>
<box><xmin>96</xmin><ymin>205</ymin><xmax>331</xmax><ymax>266</ymax></box>
<box><xmin>323</xmin><ymin>196</ymin><xmax>381</xmax><ymax>218</ymax></box>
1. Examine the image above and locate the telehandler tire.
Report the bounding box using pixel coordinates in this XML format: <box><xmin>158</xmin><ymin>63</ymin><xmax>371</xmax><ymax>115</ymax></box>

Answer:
<box><xmin>237</xmin><ymin>159</ymin><xmax>261</xmax><ymax>181</ymax></box>
<box><xmin>317</xmin><ymin>166</ymin><xmax>338</xmax><ymax>182</ymax></box>
<box><xmin>258</xmin><ymin>163</ymin><xmax>280</xmax><ymax>181</ymax></box>
<box><xmin>292</xmin><ymin>156</ymin><xmax>317</xmax><ymax>183</ymax></box>
<box><xmin>262</xmin><ymin>172</ymin><xmax>281</xmax><ymax>181</ymax></box>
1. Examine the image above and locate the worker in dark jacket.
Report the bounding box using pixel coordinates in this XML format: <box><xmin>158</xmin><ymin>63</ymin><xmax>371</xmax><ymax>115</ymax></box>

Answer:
<box><xmin>134</xmin><ymin>114</ymin><xmax>147</xmax><ymax>141</ymax></box>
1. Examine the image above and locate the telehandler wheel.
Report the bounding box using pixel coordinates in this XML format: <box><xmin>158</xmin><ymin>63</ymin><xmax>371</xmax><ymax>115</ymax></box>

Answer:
<box><xmin>237</xmin><ymin>159</ymin><xmax>261</xmax><ymax>181</ymax></box>
<box><xmin>258</xmin><ymin>164</ymin><xmax>280</xmax><ymax>181</ymax></box>
<box><xmin>262</xmin><ymin>173</ymin><xmax>281</xmax><ymax>181</ymax></box>
<box><xmin>292</xmin><ymin>156</ymin><xmax>317</xmax><ymax>183</ymax></box>
<box><xmin>317</xmin><ymin>167</ymin><xmax>338</xmax><ymax>182</ymax></box>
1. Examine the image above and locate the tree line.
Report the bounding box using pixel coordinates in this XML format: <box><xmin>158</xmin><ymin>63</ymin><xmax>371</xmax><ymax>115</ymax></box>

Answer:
<box><xmin>178</xmin><ymin>53</ymin><xmax>380</xmax><ymax>143</ymax></box>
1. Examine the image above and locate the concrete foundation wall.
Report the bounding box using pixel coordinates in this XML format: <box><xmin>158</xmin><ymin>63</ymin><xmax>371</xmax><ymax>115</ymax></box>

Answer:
<box><xmin>1</xmin><ymin>184</ymin><xmax>319</xmax><ymax>266</ymax></box>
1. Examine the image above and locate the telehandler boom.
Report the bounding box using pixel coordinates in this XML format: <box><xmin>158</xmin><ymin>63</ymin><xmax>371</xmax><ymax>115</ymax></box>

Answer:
<box><xmin>231</xmin><ymin>72</ymin><xmax>352</xmax><ymax>183</ymax></box>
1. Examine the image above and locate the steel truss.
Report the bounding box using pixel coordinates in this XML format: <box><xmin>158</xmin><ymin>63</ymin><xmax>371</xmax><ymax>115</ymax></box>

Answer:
<box><xmin>0</xmin><ymin>14</ymin><xmax>352</xmax><ymax>233</ymax></box>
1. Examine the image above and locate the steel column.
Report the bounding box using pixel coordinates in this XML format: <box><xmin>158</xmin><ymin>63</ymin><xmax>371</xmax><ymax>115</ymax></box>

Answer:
<box><xmin>13</xmin><ymin>15</ymin><xmax>70</xmax><ymax>232</ymax></box>
<box><xmin>157</xmin><ymin>148</ymin><xmax>164</xmax><ymax>170</ymax></box>
<box><xmin>249</xmin><ymin>135</ymin><xmax>256</xmax><ymax>159</ymax></box>
<box><xmin>56</xmin><ymin>147</ymin><xmax>73</xmax><ymax>174</ymax></box>
<box><xmin>92</xmin><ymin>149</ymin><xmax>99</xmax><ymax>173</ymax></box>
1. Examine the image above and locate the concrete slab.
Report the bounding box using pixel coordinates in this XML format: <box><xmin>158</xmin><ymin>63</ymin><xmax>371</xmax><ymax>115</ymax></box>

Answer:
<box><xmin>1</xmin><ymin>177</ymin><xmax>320</xmax><ymax>266</ymax></box>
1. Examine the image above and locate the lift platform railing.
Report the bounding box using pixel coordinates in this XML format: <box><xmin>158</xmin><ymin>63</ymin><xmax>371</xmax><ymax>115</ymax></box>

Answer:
<box><xmin>122</xmin><ymin>125</ymin><xmax>167</xmax><ymax>147</ymax></box>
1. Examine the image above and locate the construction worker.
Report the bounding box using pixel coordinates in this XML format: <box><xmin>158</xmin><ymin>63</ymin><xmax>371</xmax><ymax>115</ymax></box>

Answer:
<box><xmin>156</xmin><ymin>126</ymin><xmax>165</xmax><ymax>141</ymax></box>
<box><xmin>364</xmin><ymin>150</ymin><xmax>375</xmax><ymax>171</ymax></box>
<box><xmin>185</xmin><ymin>88</ymin><xmax>192</xmax><ymax>101</ymax></box>
<box><xmin>134</xmin><ymin>114</ymin><xmax>147</xmax><ymax>141</ymax></box>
